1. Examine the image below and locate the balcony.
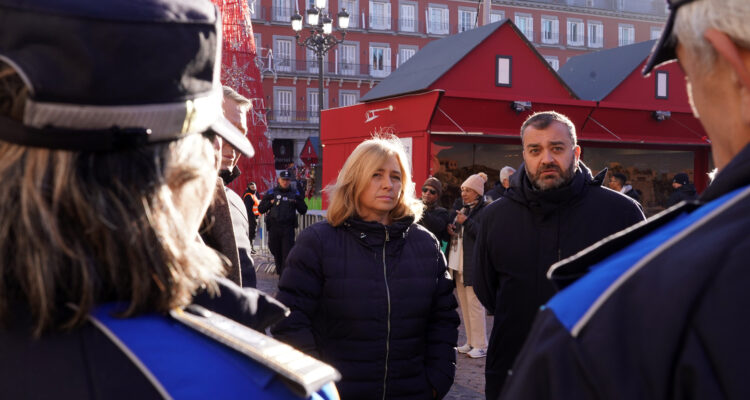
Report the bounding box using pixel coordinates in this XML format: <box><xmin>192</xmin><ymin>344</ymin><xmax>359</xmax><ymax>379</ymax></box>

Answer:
<box><xmin>267</xmin><ymin>109</ymin><xmax>321</xmax><ymax>125</ymax></box>
<box><xmin>258</xmin><ymin>56</ymin><xmax>387</xmax><ymax>78</ymax></box>
<box><xmin>540</xmin><ymin>31</ymin><xmax>560</xmax><ymax>45</ymax></box>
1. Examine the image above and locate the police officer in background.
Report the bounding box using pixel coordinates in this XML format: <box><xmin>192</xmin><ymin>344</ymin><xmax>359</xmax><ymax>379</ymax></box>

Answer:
<box><xmin>258</xmin><ymin>170</ymin><xmax>308</xmax><ymax>275</ymax></box>
<box><xmin>0</xmin><ymin>0</ymin><xmax>338</xmax><ymax>398</ymax></box>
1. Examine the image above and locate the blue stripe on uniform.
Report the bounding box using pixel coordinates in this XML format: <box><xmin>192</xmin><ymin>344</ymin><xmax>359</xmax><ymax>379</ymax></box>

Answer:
<box><xmin>547</xmin><ymin>186</ymin><xmax>746</xmax><ymax>333</ymax></box>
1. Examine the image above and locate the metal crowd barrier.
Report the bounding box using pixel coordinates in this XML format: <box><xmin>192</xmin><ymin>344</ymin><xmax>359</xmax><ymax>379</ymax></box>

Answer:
<box><xmin>254</xmin><ymin>210</ymin><xmax>327</xmax><ymax>274</ymax></box>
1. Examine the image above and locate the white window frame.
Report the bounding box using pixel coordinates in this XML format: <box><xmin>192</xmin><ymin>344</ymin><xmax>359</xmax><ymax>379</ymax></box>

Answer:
<box><xmin>490</xmin><ymin>10</ymin><xmax>505</xmax><ymax>23</ymax></box>
<box><xmin>398</xmin><ymin>45</ymin><xmax>417</xmax><ymax>66</ymax></box>
<box><xmin>656</xmin><ymin>71</ymin><xmax>669</xmax><ymax>99</ymax></box>
<box><xmin>272</xmin><ymin>0</ymin><xmax>292</xmax><ymax>22</ymax></box>
<box><xmin>369</xmin><ymin>0</ymin><xmax>391</xmax><ymax>30</ymax></box>
<box><xmin>588</xmin><ymin>21</ymin><xmax>603</xmax><ymax>48</ymax></box>
<box><xmin>515</xmin><ymin>13</ymin><xmax>533</xmax><ymax>41</ymax></box>
<box><xmin>399</xmin><ymin>2</ymin><xmax>417</xmax><ymax>32</ymax></box>
<box><xmin>427</xmin><ymin>4</ymin><xmax>449</xmax><ymax>35</ymax></box>
<box><xmin>567</xmin><ymin>19</ymin><xmax>584</xmax><ymax>47</ymax></box>
<box><xmin>273</xmin><ymin>36</ymin><xmax>294</xmax><ymax>72</ymax></box>
<box><xmin>369</xmin><ymin>44</ymin><xmax>392</xmax><ymax>78</ymax></box>
<box><xmin>306</xmin><ymin>48</ymin><xmax>329</xmax><ymax>73</ymax></box>
<box><xmin>543</xmin><ymin>55</ymin><xmax>559</xmax><ymax>71</ymax></box>
<box><xmin>650</xmin><ymin>26</ymin><xmax>662</xmax><ymax>40</ymax></box>
<box><xmin>541</xmin><ymin>16</ymin><xmax>558</xmax><ymax>44</ymax></box>
<box><xmin>307</xmin><ymin>88</ymin><xmax>329</xmax><ymax>122</ymax></box>
<box><xmin>341</xmin><ymin>0</ymin><xmax>359</xmax><ymax>27</ymax></box>
<box><xmin>337</xmin><ymin>42</ymin><xmax>359</xmax><ymax>76</ymax></box>
<box><xmin>274</xmin><ymin>87</ymin><xmax>295</xmax><ymax>123</ymax></box>
<box><xmin>458</xmin><ymin>8</ymin><xmax>477</xmax><ymax>33</ymax></box>
<box><xmin>339</xmin><ymin>90</ymin><xmax>360</xmax><ymax>107</ymax></box>
<box><xmin>618</xmin><ymin>23</ymin><xmax>635</xmax><ymax>46</ymax></box>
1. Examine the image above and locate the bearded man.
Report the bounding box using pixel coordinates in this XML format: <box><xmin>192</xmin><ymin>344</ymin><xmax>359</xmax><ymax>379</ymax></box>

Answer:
<box><xmin>473</xmin><ymin>111</ymin><xmax>645</xmax><ymax>399</ymax></box>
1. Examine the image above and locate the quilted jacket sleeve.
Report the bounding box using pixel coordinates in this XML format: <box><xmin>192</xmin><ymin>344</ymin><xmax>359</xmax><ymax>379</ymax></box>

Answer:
<box><xmin>424</xmin><ymin>241</ymin><xmax>460</xmax><ymax>399</ymax></box>
<box><xmin>270</xmin><ymin>226</ymin><xmax>324</xmax><ymax>357</ymax></box>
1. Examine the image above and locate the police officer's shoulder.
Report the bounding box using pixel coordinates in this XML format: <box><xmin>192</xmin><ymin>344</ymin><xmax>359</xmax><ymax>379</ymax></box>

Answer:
<box><xmin>171</xmin><ymin>305</ymin><xmax>340</xmax><ymax>398</ymax></box>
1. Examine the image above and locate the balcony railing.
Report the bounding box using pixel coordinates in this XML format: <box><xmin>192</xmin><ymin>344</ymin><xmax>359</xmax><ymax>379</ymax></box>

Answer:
<box><xmin>540</xmin><ymin>31</ymin><xmax>560</xmax><ymax>44</ymax></box>
<box><xmin>271</xmin><ymin>6</ymin><xmax>294</xmax><ymax>22</ymax></box>
<box><xmin>266</xmin><ymin>109</ymin><xmax>321</xmax><ymax>124</ymax></box>
<box><xmin>258</xmin><ymin>56</ymin><xmax>391</xmax><ymax>77</ymax></box>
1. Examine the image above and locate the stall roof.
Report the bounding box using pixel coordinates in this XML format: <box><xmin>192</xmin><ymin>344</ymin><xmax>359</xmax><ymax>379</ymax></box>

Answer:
<box><xmin>361</xmin><ymin>20</ymin><xmax>507</xmax><ymax>102</ymax></box>
<box><xmin>559</xmin><ymin>40</ymin><xmax>656</xmax><ymax>101</ymax></box>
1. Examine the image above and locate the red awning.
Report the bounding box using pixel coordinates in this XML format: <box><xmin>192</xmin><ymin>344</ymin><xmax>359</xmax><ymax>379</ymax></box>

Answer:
<box><xmin>581</xmin><ymin>107</ymin><xmax>709</xmax><ymax>145</ymax></box>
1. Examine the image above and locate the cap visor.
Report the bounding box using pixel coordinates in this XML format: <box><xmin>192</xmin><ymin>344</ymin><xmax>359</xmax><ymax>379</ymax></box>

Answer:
<box><xmin>211</xmin><ymin>115</ymin><xmax>254</xmax><ymax>158</ymax></box>
<box><xmin>642</xmin><ymin>10</ymin><xmax>677</xmax><ymax>76</ymax></box>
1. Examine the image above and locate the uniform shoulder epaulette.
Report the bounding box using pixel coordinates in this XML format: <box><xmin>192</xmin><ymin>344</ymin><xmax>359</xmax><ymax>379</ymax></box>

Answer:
<box><xmin>170</xmin><ymin>305</ymin><xmax>340</xmax><ymax>397</ymax></box>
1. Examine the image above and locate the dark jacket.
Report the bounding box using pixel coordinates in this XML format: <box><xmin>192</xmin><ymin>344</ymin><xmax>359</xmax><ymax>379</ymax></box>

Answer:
<box><xmin>485</xmin><ymin>182</ymin><xmax>505</xmax><ymax>202</ymax></box>
<box><xmin>225</xmin><ymin>188</ymin><xmax>256</xmax><ymax>287</ymax></box>
<box><xmin>0</xmin><ymin>279</ymin><xmax>301</xmax><ymax>399</ymax></box>
<box><xmin>500</xmin><ymin>144</ymin><xmax>750</xmax><ymax>400</ymax></box>
<box><xmin>666</xmin><ymin>183</ymin><xmax>697</xmax><ymax>207</ymax></box>
<box><xmin>473</xmin><ymin>162</ymin><xmax>645</xmax><ymax>396</ymax></box>
<box><xmin>447</xmin><ymin>200</ymin><xmax>487</xmax><ymax>286</ymax></box>
<box><xmin>418</xmin><ymin>204</ymin><xmax>451</xmax><ymax>243</ymax></box>
<box><xmin>272</xmin><ymin>218</ymin><xmax>460</xmax><ymax>400</ymax></box>
<box><xmin>622</xmin><ymin>185</ymin><xmax>641</xmax><ymax>203</ymax></box>
<box><xmin>258</xmin><ymin>186</ymin><xmax>307</xmax><ymax>230</ymax></box>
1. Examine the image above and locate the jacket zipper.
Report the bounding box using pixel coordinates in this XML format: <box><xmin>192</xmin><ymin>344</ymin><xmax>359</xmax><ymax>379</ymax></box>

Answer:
<box><xmin>382</xmin><ymin>226</ymin><xmax>391</xmax><ymax>400</ymax></box>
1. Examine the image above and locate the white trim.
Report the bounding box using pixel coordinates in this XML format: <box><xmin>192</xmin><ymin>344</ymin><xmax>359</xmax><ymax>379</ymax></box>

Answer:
<box><xmin>0</xmin><ymin>55</ymin><xmax>35</xmax><ymax>95</ymax></box>
<box><xmin>22</xmin><ymin>89</ymin><xmax>222</xmax><ymax>141</ymax></box>
<box><xmin>87</xmin><ymin>313</ymin><xmax>173</xmax><ymax>400</ymax></box>
<box><xmin>571</xmin><ymin>185</ymin><xmax>750</xmax><ymax>337</ymax></box>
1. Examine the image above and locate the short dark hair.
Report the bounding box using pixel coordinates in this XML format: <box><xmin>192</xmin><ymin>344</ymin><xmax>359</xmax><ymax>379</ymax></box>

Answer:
<box><xmin>612</xmin><ymin>173</ymin><xmax>627</xmax><ymax>185</ymax></box>
<box><xmin>520</xmin><ymin>111</ymin><xmax>577</xmax><ymax>146</ymax></box>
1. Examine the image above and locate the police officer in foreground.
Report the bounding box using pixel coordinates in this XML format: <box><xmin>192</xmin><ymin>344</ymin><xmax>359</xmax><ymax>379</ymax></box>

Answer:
<box><xmin>258</xmin><ymin>170</ymin><xmax>308</xmax><ymax>276</ymax></box>
<box><xmin>0</xmin><ymin>0</ymin><xmax>338</xmax><ymax>398</ymax></box>
<box><xmin>500</xmin><ymin>0</ymin><xmax>750</xmax><ymax>398</ymax></box>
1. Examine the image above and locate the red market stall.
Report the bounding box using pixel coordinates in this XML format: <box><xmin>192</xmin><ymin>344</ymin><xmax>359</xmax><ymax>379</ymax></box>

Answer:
<box><xmin>321</xmin><ymin>20</ymin><xmax>707</xmax><ymax>214</ymax></box>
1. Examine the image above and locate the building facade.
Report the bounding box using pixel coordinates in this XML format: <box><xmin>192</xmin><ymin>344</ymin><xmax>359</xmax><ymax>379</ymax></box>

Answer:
<box><xmin>249</xmin><ymin>0</ymin><xmax>667</xmax><ymax>172</ymax></box>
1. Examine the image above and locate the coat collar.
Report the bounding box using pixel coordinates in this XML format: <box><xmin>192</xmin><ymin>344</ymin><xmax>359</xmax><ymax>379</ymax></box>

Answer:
<box><xmin>701</xmin><ymin>143</ymin><xmax>750</xmax><ymax>202</ymax></box>
<box><xmin>342</xmin><ymin>216</ymin><xmax>414</xmax><ymax>247</ymax></box>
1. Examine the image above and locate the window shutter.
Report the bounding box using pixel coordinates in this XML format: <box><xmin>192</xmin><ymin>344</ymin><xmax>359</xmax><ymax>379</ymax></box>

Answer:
<box><xmin>385</xmin><ymin>2</ymin><xmax>391</xmax><ymax>29</ymax></box>
<box><xmin>369</xmin><ymin>46</ymin><xmax>374</xmax><ymax>75</ymax></box>
<box><xmin>368</xmin><ymin>1</ymin><xmax>372</xmax><ymax>28</ymax></box>
<box><xmin>384</xmin><ymin>47</ymin><xmax>391</xmax><ymax>74</ymax></box>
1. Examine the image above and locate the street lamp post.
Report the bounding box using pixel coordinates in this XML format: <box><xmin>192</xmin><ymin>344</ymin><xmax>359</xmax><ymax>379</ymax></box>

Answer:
<box><xmin>291</xmin><ymin>0</ymin><xmax>349</xmax><ymax>135</ymax></box>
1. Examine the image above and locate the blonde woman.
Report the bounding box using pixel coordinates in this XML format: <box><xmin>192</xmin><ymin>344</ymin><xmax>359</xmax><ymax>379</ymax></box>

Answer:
<box><xmin>272</xmin><ymin>136</ymin><xmax>460</xmax><ymax>399</ymax></box>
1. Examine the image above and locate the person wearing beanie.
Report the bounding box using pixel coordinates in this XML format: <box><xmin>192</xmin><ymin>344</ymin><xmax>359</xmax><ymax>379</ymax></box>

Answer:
<box><xmin>473</xmin><ymin>111</ymin><xmax>644</xmax><ymax>398</ymax></box>
<box><xmin>418</xmin><ymin>177</ymin><xmax>451</xmax><ymax>244</ymax></box>
<box><xmin>447</xmin><ymin>172</ymin><xmax>490</xmax><ymax>359</ymax></box>
<box><xmin>666</xmin><ymin>172</ymin><xmax>697</xmax><ymax>208</ymax></box>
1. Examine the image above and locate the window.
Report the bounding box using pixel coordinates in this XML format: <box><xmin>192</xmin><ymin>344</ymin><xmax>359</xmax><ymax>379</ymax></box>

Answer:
<box><xmin>427</xmin><ymin>5</ymin><xmax>449</xmax><ymax>35</ymax></box>
<box><xmin>650</xmin><ymin>27</ymin><xmax>662</xmax><ymax>40</ymax></box>
<box><xmin>619</xmin><ymin>24</ymin><xmax>635</xmax><ymax>46</ymax></box>
<box><xmin>307</xmin><ymin>89</ymin><xmax>328</xmax><ymax>122</ymax></box>
<box><xmin>496</xmin><ymin>55</ymin><xmax>512</xmax><ymax>87</ymax></box>
<box><xmin>248</xmin><ymin>0</ymin><xmax>258</xmax><ymax>19</ymax></box>
<box><xmin>340</xmin><ymin>91</ymin><xmax>359</xmax><ymax>107</ymax></box>
<box><xmin>398</xmin><ymin>46</ymin><xmax>417</xmax><ymax>66</ymax></box>
<box><xmin>544</xmin><ymin>56</ymin><xmax>559</xmax><ymax>71</ymax></box>
<box><xmin>656</xmin><ymin>71</ymin><xmax>668</xmax><ymax>99</ymax></box>
<box><xmin>515</xmin><ymin>14</ymin><xmax>533</xmax><ymax>41</ymax></box>
<box><xmin>342</xmin><ymin>0</ymin><xmax>359</xmax><ymax>27</ymax></box>
<box><xmin>274</xmin><ymin>88</ymin><xmax>293</xmax><ymax>122</ymax></box>
<box><xmin>273</xmin><ymin>37</ymin><xmax>293</xmax><ymax>72</ymax></box>
<box><xmin>588</xmin><ymin>21</ymin><xmax>603</xmax><ymax>48</ymax></box>
<box><xmin>541</xmin><ymin>16</ymin><xmax>558</xmax><ymax>44</ymax></box>
<box><xmin>338</xmin><ymin>43</ymin><xmax>358</xmax><ymax>75</ymax></box>
<box><xmin>369</xmin><ymin>45</ymin><xmax>391</xmax><ymax>77</ymax></box>
<box><xmin>272</xmin><ymin>0</ymin><xmax>292</xmax><ymax>22</ymax></box>
<box><xmin>458</xmin><ymin>9</ymin><xmax>477</xmax><ymax>32</ymax></box>
<box><xmin>567</xmin><ymin>19</ymin><xmax>584</xmax><ymax>46</ymax></box>
<box><xmin>399</xmin><ymin>3</ymin><xmax>416</xmax><ymax>32</ymax></box>
<box><xmin>490</xmin><ymin>11</ymin><xmax>505</xmax><ymax>23</ymax></box>
<box><xmin>253</xmin><ymin>34</ymin><xmax>261</xmax><ymax>49</ymax></box>
<box><xmin>615</xmin><ymin>0</ymin><xmax>625</xmax><ymax>10</ymax></box>
<box><xmin>369</xmin><ymin>0</ymin><xmax>391</xmax><ymax>30</ymax></box>
<box><xmin>306</xmin><ymin>48</ymin><xmax>328</xmax><ymax>73</ymax></box>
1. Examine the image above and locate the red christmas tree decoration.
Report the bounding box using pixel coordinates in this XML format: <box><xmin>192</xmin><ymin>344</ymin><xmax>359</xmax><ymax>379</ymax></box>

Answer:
<box><xmin>211</xmin><ymin>0</ymin><xmax>276</xmax><ymax>194</ymax></box>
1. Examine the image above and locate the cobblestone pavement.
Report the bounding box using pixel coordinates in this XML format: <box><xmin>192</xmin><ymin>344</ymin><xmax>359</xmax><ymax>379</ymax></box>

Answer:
<box><xmin>252</xmin><ymin>250</ymin><xmax>488</xmax><ymax>400</ymax></box>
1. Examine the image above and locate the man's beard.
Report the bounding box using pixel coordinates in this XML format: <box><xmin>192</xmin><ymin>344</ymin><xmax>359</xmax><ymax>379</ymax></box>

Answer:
<box><xmin>529</xmin><ymin>159</ymin><xmax>577</xmax><ymax>191</ymax></box>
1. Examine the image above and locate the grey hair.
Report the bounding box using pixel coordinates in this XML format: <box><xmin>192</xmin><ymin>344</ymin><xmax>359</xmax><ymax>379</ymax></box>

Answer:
<box><xmin>222</xmin><ymin>86</ymin><xmax>252</xmax><ymax>112</ymax></box>
<box><xmin>673</xmin><ymin>0</ymin><xmax>750</xmax><ymax>73</ymax></box>
<box><xmin>500</xmin><ymin>166</ymin><xmax>516</xmax><ymax>182</ymax></box>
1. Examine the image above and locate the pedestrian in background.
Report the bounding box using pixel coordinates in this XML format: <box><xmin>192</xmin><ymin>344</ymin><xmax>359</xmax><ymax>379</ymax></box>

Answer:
<box><xmin>272</xmin><ymin>136</ymin><xmax>459</xmax><ymax>399</ymax></box>
<box><xmin>501</xmin><ymin>1</ymin><xmax>750</xmax><ymax>397</ymax></box>
<box><xmin>447</xmin><ymin>172</ymin><xmax>490</xmax><ymax>359</ymax></box>
<box><xmin>243</xmin><ymin>181</ymin><xmax>261</xmax><ymax>254</ymax></box>
<box><xmin>418</xmin><ymin>177</ymin><xmax>451</xmax><ymax>245</ymax></box>
<box><xmin>473</xmin><ymin>111</ymin><xmax>645</xmax><ymax>399</ymax></box>
<box><xmin>666</xmin><ymin>172</ymin><xmax>698</xmax><ymax>207</ymax></box>
<box><xmin>608</xmin><ymin>172</ymin><xmax>641</xmax><ymax>203</ymax></box>
<box><xmin>258</xmin><ymin>170</ymin><xmax>307</xmax><ymax>276</ymax></box>
<box><xmin>485</xmin><ymin>166</ymin><xmax>516</xmax><ymax>202</ymax></box>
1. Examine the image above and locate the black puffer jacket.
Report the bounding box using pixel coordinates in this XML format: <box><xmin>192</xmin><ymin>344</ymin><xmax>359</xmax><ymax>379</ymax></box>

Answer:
<box><xmin>418</xmin><ymin>204</ymin><xmax>451</xmax><ymax>243</ymax></box>
<box><xmin>272</xmin><ymin>217</ymin><xmax>460</xmax><ymax>400</ymax></box>
<box><xmin>666</xmin><ymin>183</ymin><xmax>698</xmax><ymax>207</ymax></box>
<box><xmin>473</xmin><ymin>162</ymin><xmax>645</xmax><ymax>397</ymax></box>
